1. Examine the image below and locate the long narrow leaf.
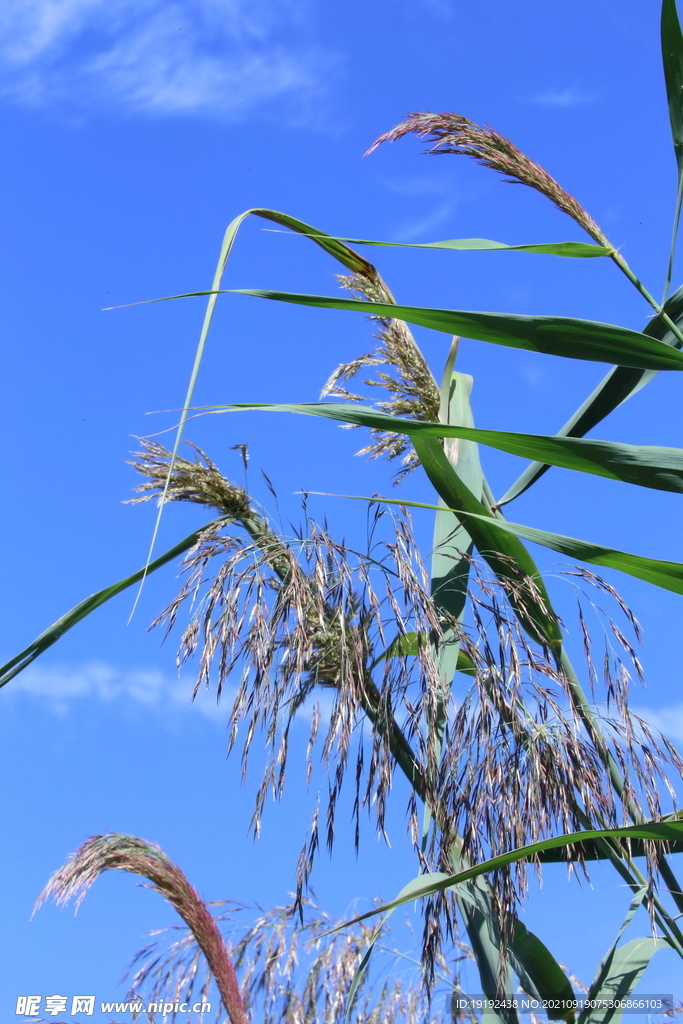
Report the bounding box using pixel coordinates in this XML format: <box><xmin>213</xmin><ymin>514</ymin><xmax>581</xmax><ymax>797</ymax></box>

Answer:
<box><xmin>124</xmin><ymin>288</ymin><xmax>683</xmax><ymax>372</ymax></box>
<box><xmin>332</xmin><ymin>488</ymin><xmax>683</xmax><ymax>598</ymax></box>
<box><xmin>0</xmin><ymin>518</ymin><xmax>227</xmax><ymax>689</ymax></box>
<box><xmin>373</xmin><ymin>632</ymin><xmax>476</xmax><ymax>676</ymax></box>
<box><xmin>499</xmin><ymin>284</ymin><xmax>683</xmax><ymax>506</ymax></box>
<box><xmin>320</xmin><ymin>821</ymin><xmax>683</xmax><ymax>935</ymax></box>
<box><xmin>579</xmin><ymin>938</ymin><xmax>671</xmax><ymax>1024</ymax></box>
<box><xmin>423</xmin><ymin>358</ymin><xmax>483</xmax><ymax>847</ymax></box>
<box><xmin>231</xmin><ymin>289</ymin><xmax>683</xmax><ymax>371</ymax></box>
<box><xmin>456</xmin><ymin>882</ymin><xmax>576</xmax><ymax>1022</ymax></box>
<box><xmin>441</xmin><ymin>507</ymin><xmax>683</xmax><ymax>598</ymax></box>
<box><xmin>578</xmin><ymin>888</ymin><xmax>646</xmax><ymax>1024</ymax></box>
<box><xmin>211</xmin><ymin>401</ymin><xmax>683</xmax><ymax>494</ymax></box>
<box><xmin>280</xmin><ymin>233</ymin><xmax>613</xmax><ymax>258</ymax></box>
<box><xmin>662</xmin><ymin>0</ymin><xmax>683</xmax><ymax>300</ymax></box>
<box><xmin>538</xmin><ymin>812</ymin><xmax>683</xmax><ymax>861</ymax></box>
<box><xmin>457</xmin><ymin>887</ymin><xmax>519</xmax><ymax>1024</ymax></box>
<box><xmin>412</xmin><ymin>436</ymin><xmax>563</xmax><ymax>646</ymax></box>
<box><xmin>342</xmin><ymin>873</ymin><xmax>449</xmax><ymax>1021</ymax></box>
<box><xmin>119</xmin><ymin>207</ymin><xmax>390</xmax><ymax>613</ymax></box>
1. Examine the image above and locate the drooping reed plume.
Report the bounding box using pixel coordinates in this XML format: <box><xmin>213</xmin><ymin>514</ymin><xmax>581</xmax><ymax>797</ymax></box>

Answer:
<box><xmin>127</xmin><ymin>897</ymin><xmax>461</xmax><ymax>1024</ymax></box>
<box><xmin>124</xmin><ymin>437</ymin><xmax>683</xmax><ymax>980</ymax></box>
<box><xmin>367</xmin><ymin>111</ymin><xmax>613</xmax><ymax>250</ymax></box>
<box><xmin>35</xmin><ymin>834</ymin><xmax>248</xmax><ymax>1024</ymax></box>
<box><xmin>37</xmin><ymin>834</ymin><xmax>473</xmax><ymax>1024</ymax></box>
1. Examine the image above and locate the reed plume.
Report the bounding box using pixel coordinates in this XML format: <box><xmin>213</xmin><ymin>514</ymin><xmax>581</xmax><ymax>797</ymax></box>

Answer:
<box><xmin>35</xmin><ymin>834</ymin><xmax>248</xmax><ymax>1024</ymax></box>
<box><xmin>368</xmin><ymin>111</ymin><xmax>612</xmax><ymax>249</ymax></box>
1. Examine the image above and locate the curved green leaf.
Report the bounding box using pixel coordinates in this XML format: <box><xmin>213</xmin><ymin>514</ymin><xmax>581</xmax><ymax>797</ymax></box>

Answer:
<box><xmin>229</xmin><ymin>289</ymin><xmax>683</xmax><ymax>371</ymax></box>
<box><xmin>579</xmin><ymin>937</ymin><xmax>672</xmax><ymax>1024</ymax></box>
<box><xmin>662</xmin><ymin>0</ymin><xmax>683</xmax><ymax>299</ymax></box>
<box><xmin>498</xmin><ymin>284</ymin><xmax>683</xmax><ymax>506</ymax></box>
<box><xmin>115</xmin><ymin>207</ymin><xmax>389</xmax><ymax>607</ymax></box>
<box><xmin>337</xmin><ymin>487</ymin><xmax>683</xmax><ymax>598</ymax></box>
<box><xmin>342</xmin><ymin>873</ymin><xmax>448</xmax><ymax>1021</ymax></box>
<box><xmin>538</xmin><ymin>826</ymin><xmax>683</xmax><ymax>861</ymax></box>
<box><xmin>281</xmin><ymin>233</ymin><xmax>613</xmax><ymax>258</ymax></box>
<box><xmin>457</xmin><ymin>885</ymin><xmax>519</xmax><ymax>1024</ymax></box>
<box><xmin>412</xmin><ymin>435</ymin><xmax>563</xmax><ymax>646</ymax></box>
<box><xmin>431</xmin><ymin>367</ymin><xmax>483</xmax><ymax>670</ymax></box>
<box><xmin>212</xmin><ymin>401</ymin><xmax>683</xmax><ymax>494</ymax></box>
<box><xmin>423</xmin><ymin>359</ymin><xmax>483</xmax><ymax>848</ymax></box>
<box><xmin>457</xmin><ymin>882</ymin><xmax>576</xmax><ymax>1022</ymax></box>
<box><xmin>0</xmin><ymin>518</ymin><xmax>227</xmax><ymax>689</ymax></box>
<box><xmin>578</xmin><ymin>889</ymin><xmax>647</xmax><ymax>1024</ymax></box>
<box><xmin>445</xmin><ymin>508</ymin><xmax>683</xmax><ymax>597</ymax></box>
<box><xmin>374</xmin><ymin>631</ymin><xmax>477</xmax><ymax>675</ymax></box>
<box><xmin>321</xmin><ymin>820</ymin><xmax>683</xmax><ymax>934</ymax></box>
<box><xmin>128</xmin><ymin>288</ymin><xmax>683</xmax><ymax>371</ymax></box>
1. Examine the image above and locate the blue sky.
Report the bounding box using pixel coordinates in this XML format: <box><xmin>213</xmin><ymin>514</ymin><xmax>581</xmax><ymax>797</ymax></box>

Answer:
<box><xmin>2</xmin><ymin>0</ymin><xmax>683</xmax><ymax>1018</ymax></box>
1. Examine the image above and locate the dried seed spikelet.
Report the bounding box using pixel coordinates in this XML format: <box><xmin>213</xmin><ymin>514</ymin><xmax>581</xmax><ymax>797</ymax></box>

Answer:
<box><xmin>367</xmin><ymin>111</ymin><xmax>612</xmax><ymax>249</ymax></box>
<box><xmin>321</xmin><ymin>273</ymin><xmax>441</xmax><ymax>481</ymax></box>
<box><xmin>35</xmin><ymin>834</ymin><xmax>247</xmax><ymax>1024</ymax></box>
<box><xmin>128</xmin><ymin>439</ymin><xmax>253</xmax><ymax>521</ymax></box>
<box><xmin>129</xmin><ymin>439</ymin><xmax>292</xmax><ymax>580</ymax></box>
<box><xmin>127</xmin><ymin>897</ymin><xmax>452</xmax><ymax>1024</ymax></box>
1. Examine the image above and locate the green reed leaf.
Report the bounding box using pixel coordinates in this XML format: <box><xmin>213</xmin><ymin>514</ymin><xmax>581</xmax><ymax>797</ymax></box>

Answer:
<box><xmin>229</xmin><ymin>289</ymin><xmax>683</xmax><ymax>371</ymax></box>
<box><xmin>322</xmin><ymin>821</ymin><xmax>683</xmax><ymax>934</ymax></box>
<box><xmin>578</xmin><ymin>889</ymin><xmax>646</xmax><ymax>1024</ymax></box>
<box><xmin>211</xmin><ymin>401</ymin><xmax>683</xmax><ymax>494</ymax></box>
<box><xmin>498</xmin><ymin>283</ymin><xmax>683</xmax><ymax>507</ymax></box>
<box><xmin>412</xmin><ymin>436</ymin><xmax>563</xmax><ymax>646</ymax></box>
<box><xmin>335</xmin><ymin>488</ymin><xmax>683</xmax><ymax>598</ymax></box>
<box><xmin>662</xmin><ymin>0</ymin><xmax>683</xmax><ymax>299</ymax></box>
<box><xmin>578</xmin><ymin>937</ymin><xmax>671</xmax><ymax>1024</ymax></box>
<box><xmin>373</xmin><ymin>632</ymin><xmax>476</xmax><ymax>675</ymax></box>
<box><xmin>456</xmin><ymin>882</ymin><xmax>576</xmax><ymax>1022</ymax></box>
<box><xmin>0</xmin><ymin>518</ymin><xmax>227</xmax><ymax>689</ymax></box>
<box><xmin>281</xmin><ymin>233</ymin><xmax>612</xmax><ymax>258</ymax></box>
<box><xmin>457</xmin><ymin>885</ymin><xmax>519</xmax><ymax>1024</ymax></box>
<box><xmin>343</xmin><ymin>873</ymin><xmax>448</xmax><ymax>1022</ymax></box>
<box><xmin>423</xmin><ymin>355</ymin><xmax>483</xmax><ymax>847</ymax></box>
<box><xmin>117</xmin><ymin>208</ymin><xmax>388</xmax><ymax>615</ymax></box>
<box><xmin>120</xmin><ymin>288</ymin><xmax>683</xmax><ymax>371</ymax></box>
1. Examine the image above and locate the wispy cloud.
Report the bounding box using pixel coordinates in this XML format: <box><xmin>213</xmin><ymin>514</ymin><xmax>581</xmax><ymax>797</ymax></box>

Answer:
<box><xmin>395</xmin><ymin>200</ymin><xmax>456</xmax><ymax>242</ymax></box>
<box><xmin>0</xmin><ymin>0</ymin><xmax>338</xmax><ymax>121</ymax></box>
<box><xmin>7</xmin><ymin>660</ymin><xmax>225</xmax><ymax>719</ymax></box>
<box><xmin>6</xmin><ymin>658</ymin><xmax>335</xmax><ymax>724</ymax></box>
<box><xmin>635</xmin><ymin>703</ymin><xmax>683</xmax><ymax>746</ymax></box>
<box><xmin>528</xmin><ymin>87</ymin><xmax>596</xmax><ymax>109</ymax></box>
<box><xmin>378</xmin><ymin>176</ymin><xmax>475</xmax><ymax>241</ymax></box>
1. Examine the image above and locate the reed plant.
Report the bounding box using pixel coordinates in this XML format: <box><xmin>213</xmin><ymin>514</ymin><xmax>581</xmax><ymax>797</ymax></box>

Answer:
<box><xmin>9</xmin><ymin>1</ymin><xmax>683</xmax><ymax>1021</ymax></box>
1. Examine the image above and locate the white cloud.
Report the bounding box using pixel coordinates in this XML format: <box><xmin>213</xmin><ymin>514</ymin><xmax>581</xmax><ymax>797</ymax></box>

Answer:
<box><xmin>395</xmin><ymin>200</ymin><xmax>456</xmax><ymax>242</ymax></box>
<box><xmin>376</xmin><ymin>175</ymin><xmax>483</xmax><ymax>242</ymax></box>
<box><xmin>0</xmin><ymin>0</ymin><xmax>337</xmax><ymax>120</ymax></box>
<box><xmin>635</xmin><ymin>704</ymin><xmax>683</xmax><ymax>746</ymax></box>
<box><xmin>528</xmin><ymin>87</ymin><xmax>596</xmax><ymax>109</ymax></box>
<box><xmin>6</xmin><ymin>658</ymin><xmax>336</xmax><ymax>726</ymax></box>
<box><xmin>8</xmin><ymin>659</ymin><xmax>226</xmax><ymax>719</ymax></box>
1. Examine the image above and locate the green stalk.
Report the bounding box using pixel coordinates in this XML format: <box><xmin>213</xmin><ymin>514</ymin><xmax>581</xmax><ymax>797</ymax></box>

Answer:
<box><xmin>610</xmin><ymin>250</ymin><xmax>683</xmax><ymax>348</ymax></box>
<box><xmin>574</xmin><ymin>807</ymin><xmax>683</xmax><ymax>957</ymax></box>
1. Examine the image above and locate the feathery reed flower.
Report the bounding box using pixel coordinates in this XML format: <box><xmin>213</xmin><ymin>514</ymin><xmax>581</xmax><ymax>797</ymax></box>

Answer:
<box><xmin>368</xmin><ymin>111</ymin><xmax>612</xmax><ymax>250</ymax></box>
<box><xmin>36</xmin><ymin>834</ymin><xmax>248</xmax><ymax>1024</ymax></box>
<box><xmin>125</xmin><ymin>439</ymin><xmax>683</xmax><ymax>983</ymax></box>
<box><xmin>322</xmin><ymin>273</ymin><xmax>441</xmax><ymax>481</ymax></box>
